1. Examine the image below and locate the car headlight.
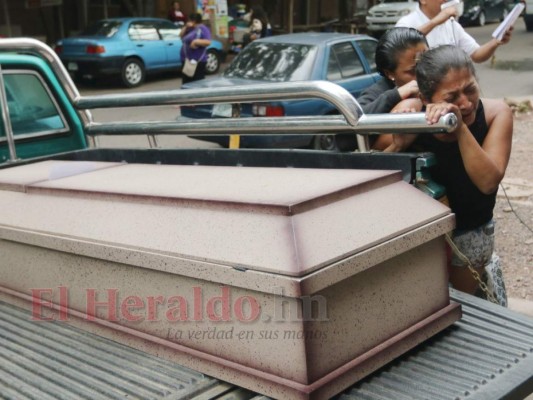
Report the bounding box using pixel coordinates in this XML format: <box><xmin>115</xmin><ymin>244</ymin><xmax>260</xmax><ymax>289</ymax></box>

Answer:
<box><xmin>469</xmin><ymin>5</ymin><xmax>481</xmax><ymax>13</ymax></box>
<box><xmin>398</xmin><ymin>9</ymin><xmax>412</xmax><ymax>16</ymax></box>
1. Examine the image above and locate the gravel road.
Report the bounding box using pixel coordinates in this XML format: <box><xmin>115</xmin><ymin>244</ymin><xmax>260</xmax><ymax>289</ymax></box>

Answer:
<box><xmin>495</xmin><ymin>110</ymin><xmax>533</xmax><ymax>301</ymax></box>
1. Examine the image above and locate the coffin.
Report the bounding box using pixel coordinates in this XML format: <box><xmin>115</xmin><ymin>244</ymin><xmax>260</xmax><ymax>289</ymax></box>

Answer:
<box><xmin>0</xmin><ymin>160</ymin><xmax>460</xmax><ymax>399</ymax></box>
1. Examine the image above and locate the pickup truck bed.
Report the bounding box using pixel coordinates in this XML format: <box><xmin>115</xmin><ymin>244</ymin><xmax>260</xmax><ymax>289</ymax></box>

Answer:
<box><xmin>2</xmin><ymin>290</ymin><xmax>532</xmax><ymax>400</ymax></box>
<box><xmin>1</xmin><ymin>38</ymin><xmax>531</xmax><ymax>400</ymax></box>
<box><xmin>1</xmin><ymin>147</ymin><xmax>427</xmax><ymax>182</ymax></box>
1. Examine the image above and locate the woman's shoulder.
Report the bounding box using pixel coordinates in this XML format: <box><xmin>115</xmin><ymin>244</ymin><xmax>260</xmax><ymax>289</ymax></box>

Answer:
<box><xmin>480</xmin><ymin>98</ymin><xmax>512</xmax><ymax>124</ymax></box>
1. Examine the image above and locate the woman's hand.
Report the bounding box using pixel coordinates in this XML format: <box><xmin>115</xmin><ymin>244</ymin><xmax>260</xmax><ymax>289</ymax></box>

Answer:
<box><xmin>425</xmin><ymin>102</ymin><xmax>462</xmax><ymax>126</ymax></box>
<box><xmin>397</xmin><ymin>80</ymin><xmax>419</xmax><ymax>100</ymax></box>
<box><xmin>425</xmin><ymin>102</ymin><xmax>465</xmax><ymax>142</ymax></box>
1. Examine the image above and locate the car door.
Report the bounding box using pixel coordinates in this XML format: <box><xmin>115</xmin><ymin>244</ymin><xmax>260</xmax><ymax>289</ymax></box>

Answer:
<box><xmin>325</xmin><ymin>40</ymin><xmax>378</xmax><ymax>99</ymax></box>
<box><xmin>155</xmin><ymin>19</ymin><xmax>182</xmax><ymax>67</ymax></box>
<box><xmin>127</xmin><ymin>20</ymin><xmax>167</xmax><ymax>70</ymax></box>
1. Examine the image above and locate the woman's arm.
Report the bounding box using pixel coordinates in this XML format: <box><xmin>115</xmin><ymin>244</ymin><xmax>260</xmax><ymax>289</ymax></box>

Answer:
<box><xmin>425</xmin><ymin>99</ymin><xmax>513</xmax><ymax>194</ymax></box>
<box><xmin>382</xmin><ymin>98</ymin><xmax>423</xmax><ymax>152</ymax></box>
<box><xmin>190</xmin><ymin>38</ymin><xmax>211</xmax><ymax>48</ymax></box>
<box><xmin>460</xmin><ymin>98</ymin><xmax>513</xmax><ymax>193</ymax></box>
<box><xmin>358</xmin><ymin>81</ymin><xmax>401</xmax><ymax>114</ymax></box>
<box><xmin>359</xmin><ymin>80</ymin><xmax>419</xmax><ymax>114</ymax></box>
<box><xmin>190</xmin><ymin>26</ymin><xmax>212</xmax><ymax>49</ymax></box>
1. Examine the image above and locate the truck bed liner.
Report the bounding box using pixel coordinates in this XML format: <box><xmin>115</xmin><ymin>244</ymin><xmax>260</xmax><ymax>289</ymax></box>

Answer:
<box><xmin>1</xmin><ymin>290</ymin><xmax>531</xmax><ymax>400</ymax></box>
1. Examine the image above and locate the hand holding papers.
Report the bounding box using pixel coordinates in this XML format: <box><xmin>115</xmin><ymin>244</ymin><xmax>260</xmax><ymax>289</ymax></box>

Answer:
<box><xmin>441</xmin><ymin>0</ymin><xmax>464</xmax><ymax>18</ymax></box>
<box><xmin>492</xmin><ymin>3</ymin><xmax>525</xmax><ymax>41</ymax></box>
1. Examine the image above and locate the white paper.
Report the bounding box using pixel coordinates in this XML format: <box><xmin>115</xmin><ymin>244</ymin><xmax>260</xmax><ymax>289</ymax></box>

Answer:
<box><xmin>492</xmin><ymin>3</ymin><xmax>525</xmax><ymax>41</ymax></box>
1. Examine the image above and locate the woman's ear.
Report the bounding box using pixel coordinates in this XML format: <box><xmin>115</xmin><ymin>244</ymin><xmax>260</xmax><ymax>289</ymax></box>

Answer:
<box><xmin>384</xmin><ymin>70</ymin><xmax>395</xmax><ymax>82</ymax></box>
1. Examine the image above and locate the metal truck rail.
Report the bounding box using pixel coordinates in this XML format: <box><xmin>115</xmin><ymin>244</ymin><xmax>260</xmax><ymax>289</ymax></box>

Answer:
<box><xmin>0</xmin><ymin>38</ymin><xmax>457</xmax><ymax>161</ymax></box>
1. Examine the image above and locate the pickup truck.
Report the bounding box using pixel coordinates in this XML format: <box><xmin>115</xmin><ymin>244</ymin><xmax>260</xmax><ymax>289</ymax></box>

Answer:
<box><xmin>0</xmin><ymin>38</ymin><xmax>532</xmax><ymax>400</ymax></box>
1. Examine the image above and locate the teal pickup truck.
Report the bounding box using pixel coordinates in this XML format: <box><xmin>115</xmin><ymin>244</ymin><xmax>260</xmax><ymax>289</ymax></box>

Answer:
<box><xmin>0</xmin><ymin>38</ymin><xmax>532</xmax><ymax>400</ymax></box>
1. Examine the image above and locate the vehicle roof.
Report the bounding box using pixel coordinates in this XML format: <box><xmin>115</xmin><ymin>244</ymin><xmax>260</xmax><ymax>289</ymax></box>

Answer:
<box><xmin>257</xmin><ymin>32</ymin><xmax>375</xmax><ymax>45</ymax></box>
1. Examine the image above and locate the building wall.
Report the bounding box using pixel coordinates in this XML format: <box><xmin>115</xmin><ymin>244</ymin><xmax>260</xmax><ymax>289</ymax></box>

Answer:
<box><xmin>1</xmin><ymin>0</ymin><xmax>368</xmax><ymax>44</ymax></box>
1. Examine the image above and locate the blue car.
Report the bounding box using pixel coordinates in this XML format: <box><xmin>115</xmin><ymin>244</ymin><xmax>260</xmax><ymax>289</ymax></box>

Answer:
<box><xmin>54</xmin><ymin>17</ymin><xmax>226</xmax><ymax>88</ymax></box>
<box><xmin>181</xmin><ymin>32</ymin><xmax>380</xmax><ymax>150</ymax></box>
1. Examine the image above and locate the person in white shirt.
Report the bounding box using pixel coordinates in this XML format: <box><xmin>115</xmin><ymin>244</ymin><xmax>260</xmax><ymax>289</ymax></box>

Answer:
<box><xmin>396</xmin><ymin>0</ymin><xmax>512</xmax><ymax>63</ymax></box>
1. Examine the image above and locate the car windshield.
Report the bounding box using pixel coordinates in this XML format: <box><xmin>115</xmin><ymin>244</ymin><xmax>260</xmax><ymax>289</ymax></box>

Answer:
<box><xmin>80</xmin><ymin>21</ymin><xmax>122</xmax><ymax>37</ymax></box>
<box><xmin>224</xmin><ymin>42</ymin><xmax>318</xmax><ymax>82</ymax></box>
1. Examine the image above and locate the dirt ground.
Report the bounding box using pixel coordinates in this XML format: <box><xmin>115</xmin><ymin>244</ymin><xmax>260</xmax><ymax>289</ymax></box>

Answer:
<box><xmin>494</xmin><ymin>110</ymin><xmax>533</xmax><ymax>301</ymax></box>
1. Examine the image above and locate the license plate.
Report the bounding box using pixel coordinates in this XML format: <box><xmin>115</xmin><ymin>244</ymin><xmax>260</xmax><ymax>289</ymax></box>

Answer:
<box><xmin>212</xmin><ymin>103</ymin><xmax>233</xmax><ymax>118</ymax></box>
<box><xmin>67</xmin><ymin>62</ymin><xmax>78</xmax><ymax>71</ymax></box>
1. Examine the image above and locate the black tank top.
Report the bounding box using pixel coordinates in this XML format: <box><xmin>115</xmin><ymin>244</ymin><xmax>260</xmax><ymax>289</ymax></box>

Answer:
<box><xmin>413</xmin><ymin>101</ymin><xmax>496</xmax><ymax>230</ymax></box>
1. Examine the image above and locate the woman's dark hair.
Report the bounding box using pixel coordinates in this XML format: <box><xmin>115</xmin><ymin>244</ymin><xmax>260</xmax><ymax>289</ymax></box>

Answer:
<box><xmin>375</xmin><ymin>27</ymin><xmax>427</xmax><ymax>78</ymax></box>
<box><xmin>416</xmin><ymin>45</ymin><xmax>477</xmax><ymax>100</ymax></box>
<box><xmin>188</xmin><ymin>13</ymin><xmax>203</xmax><ymax>24</ymax></box>
<box><xmin>250</xmin><ymin>6</ymin><xmax>269</xmax><ymax>30</ymax></box>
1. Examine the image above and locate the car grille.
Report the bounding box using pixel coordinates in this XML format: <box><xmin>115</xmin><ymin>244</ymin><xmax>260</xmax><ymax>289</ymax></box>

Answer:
<box><xmin>370</xmin><ymin>10</ymin><xmax>399</xmax><ymax>17</ymax></box>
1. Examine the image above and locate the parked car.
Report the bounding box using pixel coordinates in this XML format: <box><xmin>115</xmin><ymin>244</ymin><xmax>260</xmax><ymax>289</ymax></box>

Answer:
<box><xmin>459</xmin><ymin>0</ymin><xmax>511</xmax><ymax>25</ymax></box>
<box><xmin>54</xmin><ymin>17</ymin><xmax>226</xmax><ymax>88</ymax></box>
<box><xmin>366</xmin><ymin>0</ymin><xmax>418</xmax><ymax>35</ymax></box>
<box><xmin>181</xmin><ymin>32</ymin><xmax>380</xmax><ymax>150</ymax></box>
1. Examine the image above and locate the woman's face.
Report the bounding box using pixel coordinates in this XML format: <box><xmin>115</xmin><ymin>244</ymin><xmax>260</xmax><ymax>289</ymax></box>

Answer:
<box><xmin>387</xmin><ymin>43</ymin><xmax>428</xmax><ymax>87</ymax></box>
<box><xmin>429</xmin><ymin>67</ymin><xmax>480</xmax><ymax>126</ymax></box>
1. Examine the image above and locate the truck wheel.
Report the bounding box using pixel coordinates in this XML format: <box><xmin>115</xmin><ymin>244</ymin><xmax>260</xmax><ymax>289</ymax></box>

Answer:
<box><xmin>121</xmin><ymin>58</ymin><xmax>145</xmax><ymax>88</ymax></box>
<box><xmin>205</xmin><ymin>50</ymin><xmax>220</xmax><ymax>74</ymax></box>
<box><xmin>313</xmin><ymin>135</ymin><xmax>339</xmax><ymax>151</ymax></box>
<box><xmin>476</xmin><ymin>11</ymin><xmax>486</xmax><ymax>26</ymax></box>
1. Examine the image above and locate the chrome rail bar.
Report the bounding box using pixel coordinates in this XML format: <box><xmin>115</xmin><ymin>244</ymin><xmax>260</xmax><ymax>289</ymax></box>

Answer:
<box><xmin>86</xmin><ymin>113</ymin><xmax>457</xmax><ymax>136</ymax></box>
<box><xmin>76</xmin><ymin>81</ymin><xmax>364</xmax><ymax>127</ymax></box>
<box><xmin>0</xmin><ymin>38</ymin><xmax>457</xmax><ymax>154</ymax></box>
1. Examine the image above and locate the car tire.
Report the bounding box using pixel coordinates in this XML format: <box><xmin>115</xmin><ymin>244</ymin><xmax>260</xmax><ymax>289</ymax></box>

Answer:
<box><xmin>313</xmin><ymin>135</ymin><xmax>339</xmax><ymax>151</ymax></box>
<box><xmin>476</xmin><ymin>11</ymin><xmax>486</xmax><ymax>26</ymax></box>
<box><xmin>205</xmin><ymin>50</ymin><xmax>220</xmax><ymax>74</ymax></box>
<box><xmin>313</xmin><ymin>134</ymin><xmax>358</xmax><ymax>151</ymax></box>
<box><xmin>121</xmin><ymin>58</ymin><xmax>145</xmax><ymax>88</ymax></box>
<box><xmin>526</xmin><ymin>17</ymin><xmax>533</xmax><ymax>32</ymax></box>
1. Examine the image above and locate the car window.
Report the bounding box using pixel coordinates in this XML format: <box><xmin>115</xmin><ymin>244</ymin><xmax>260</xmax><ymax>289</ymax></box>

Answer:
<box><xmin>1</xmin><ymin>71</ymin><xmax>68</xmax><ymax>138</ymax></box>
<box><xmin>357</xmin><ymin>40</ymin><xmax>378</xmax><ymax>73</ymax></box>
<box><xmin>128</xmin><ymin>21</ymin><xmax>160</xmax><ymax>41</ymax></box>
<box><xmin>327</xmin><ymin>53</ymin><xmax>343</xmax><ymax>81</ymax></box>
<box><xmin>224</xmin><ymin>43</ymin><xmax>318</xmax><ymax>82</ymax></box>
<box><xmin>328</xmin><ymin>42</ymin><xmax>365</xmax><ymax>80</ymax></box>
<box><xmin>80</xmin><ymin>20</ymin><xmax>122</xmax><ymax>37</ymax></box>
<box><xmin>156</xmin><ymin>20</ymin><xmax>181</xmax><ymax>40</ymax></box>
